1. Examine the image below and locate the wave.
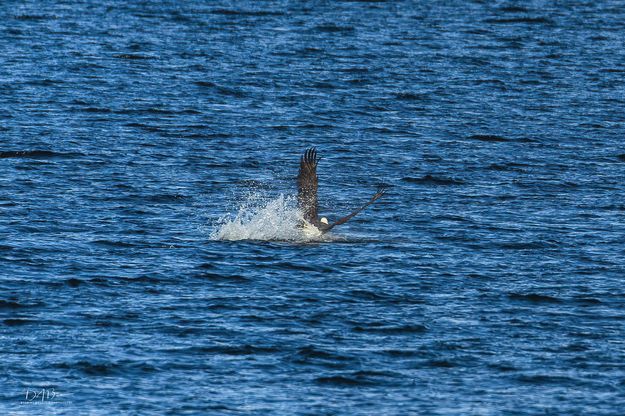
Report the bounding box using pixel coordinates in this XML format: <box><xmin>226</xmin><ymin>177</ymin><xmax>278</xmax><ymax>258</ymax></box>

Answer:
<box><xmin>484</xmin><ymin>17</ymin><xmax>553</xmax><ymax>25</ymax></box>
<box><xmin>507</xmin><ymin>292</ymin><xmax>562</xmax><ymax>303</ymax></box>
<box><xmin>209</xmin><ymin>9</ymin><xmax>285</xmax><ymax>17</ymax></box>
<box><xmin>210</xmin><ymin>193</ymin><xmax>335</xmax><ymax>242</ymax></box>
<box><xmin>0</xmin><ymin>150</ymin><xmax>84</xmax><ymax>159</ymax></box>
<box><xmin>402</xmin><ymin>174</ymin><xmax>465</xmax><ymax>186</ymax></box>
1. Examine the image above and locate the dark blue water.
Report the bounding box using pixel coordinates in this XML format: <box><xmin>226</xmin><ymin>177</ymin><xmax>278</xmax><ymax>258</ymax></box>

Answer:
<box><xmin>2</xmin><ymin>1</ymin><xmax>625</xmax><ymax>414</ymax></box>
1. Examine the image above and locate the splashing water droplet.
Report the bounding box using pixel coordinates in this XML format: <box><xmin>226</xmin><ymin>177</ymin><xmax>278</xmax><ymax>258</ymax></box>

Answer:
<box><xmin>210</xmin><ymin>193</ymin><xmax>326</xmax><ymax>242</ymax></box>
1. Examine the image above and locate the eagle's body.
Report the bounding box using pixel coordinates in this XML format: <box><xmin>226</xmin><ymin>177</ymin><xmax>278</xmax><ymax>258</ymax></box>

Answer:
<box><xmin>297</xmin><ymin>147</ymin><xmax>387</xmax><ymax>233</ymax></box>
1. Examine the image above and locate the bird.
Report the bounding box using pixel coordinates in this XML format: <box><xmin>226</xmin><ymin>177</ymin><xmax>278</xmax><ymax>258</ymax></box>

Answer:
<box><xmin>297</xmin><ymin>147</ymin><xmax>388</xmax><ymax>233</ymax></box>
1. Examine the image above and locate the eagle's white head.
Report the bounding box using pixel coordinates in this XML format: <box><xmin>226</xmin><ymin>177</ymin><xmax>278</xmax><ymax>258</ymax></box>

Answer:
<box><xmin>320</xmin><ymin>217</ymin><xmax>329</xmax><ymax>225</ymax></box>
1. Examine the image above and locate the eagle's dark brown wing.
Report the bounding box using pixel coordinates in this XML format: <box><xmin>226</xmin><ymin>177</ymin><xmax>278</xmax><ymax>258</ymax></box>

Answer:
<box><xmin>297</xmin><ymin>147</ymin><xmax>319</xmax><ymax>224</ymax></box>
<box><xmin>324</xmin><ymin>185</ymin><xmax>388</xmax><ymax>231</ymax></box>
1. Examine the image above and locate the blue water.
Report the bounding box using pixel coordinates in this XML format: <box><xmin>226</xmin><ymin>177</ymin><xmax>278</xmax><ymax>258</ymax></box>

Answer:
<box><xmin>2</xmin><ymin>1</ymin><xmax>625</xmax><ymax>414</ymax></box>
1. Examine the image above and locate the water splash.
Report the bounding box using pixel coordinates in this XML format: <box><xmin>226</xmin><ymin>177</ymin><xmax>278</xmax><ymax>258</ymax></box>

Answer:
<box><xmin>210</xmin><ymin>193</ymin><xmax>327</xmax><ymax>242</ymax></box>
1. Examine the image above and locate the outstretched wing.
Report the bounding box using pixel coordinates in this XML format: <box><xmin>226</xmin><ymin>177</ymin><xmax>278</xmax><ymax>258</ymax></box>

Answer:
<box><xmin>325</xmin><ymin>185</ymin><xmax>388</xmax><ymax>231</ymax></box>
<box><xmin>297</xmin><ymin>147</ymin><xmax>319</xmax><ymax>224</ymax></box>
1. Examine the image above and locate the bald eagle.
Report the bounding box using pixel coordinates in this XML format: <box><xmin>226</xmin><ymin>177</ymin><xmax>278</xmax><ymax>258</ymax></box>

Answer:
<box><xmin>297</xmin><ymin>147</ymin><xmax>387</xmax><ymax>233</ymax></box>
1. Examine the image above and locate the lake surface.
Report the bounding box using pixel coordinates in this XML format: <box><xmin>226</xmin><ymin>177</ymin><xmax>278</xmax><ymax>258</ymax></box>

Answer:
<box><xmin>1</xmin><ymin>0</ymin><xmax>624</xmax><ymax>414</ymax></box>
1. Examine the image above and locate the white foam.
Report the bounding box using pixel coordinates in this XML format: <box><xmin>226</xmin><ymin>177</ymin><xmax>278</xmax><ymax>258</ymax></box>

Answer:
<box><xmin>210</xmin><ymin>193</ymin><xmax>331</xmax><ymax>242</ymax></box>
